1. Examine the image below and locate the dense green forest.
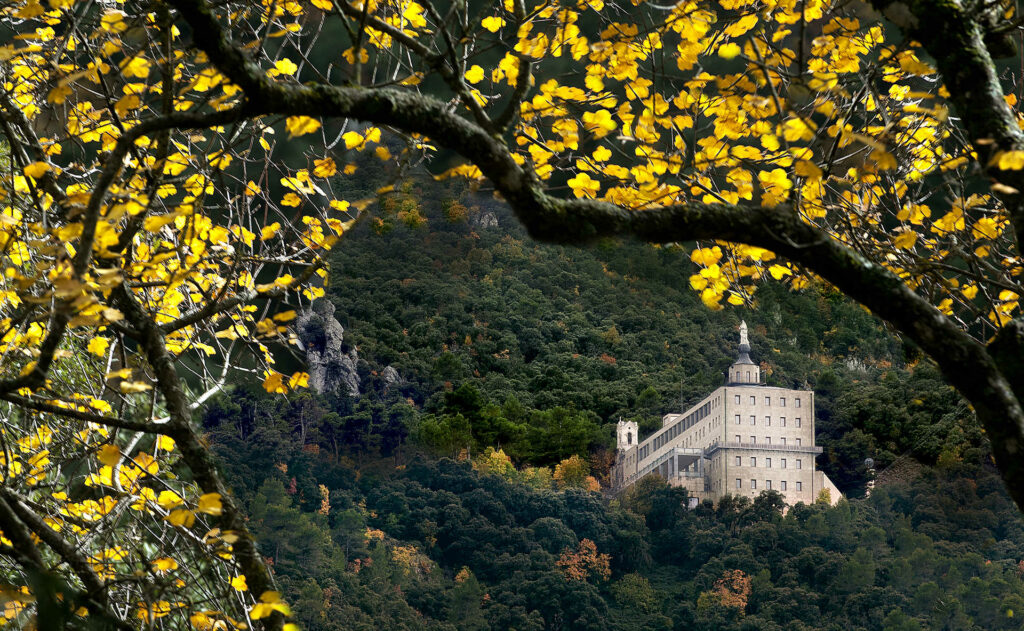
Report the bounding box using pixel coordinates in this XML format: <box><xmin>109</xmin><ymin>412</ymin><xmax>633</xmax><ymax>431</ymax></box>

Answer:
<box><xmin>200</xmin><ymin>189</ymin><xmax>1018</xmax><ymax>630</ymax></box>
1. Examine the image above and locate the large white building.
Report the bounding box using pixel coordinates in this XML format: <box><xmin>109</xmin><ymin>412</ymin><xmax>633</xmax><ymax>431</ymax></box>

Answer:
<box><xmin>612</xmin><ymin>322</ymin><xmax>841</xmax><ymax>506</ymax></box>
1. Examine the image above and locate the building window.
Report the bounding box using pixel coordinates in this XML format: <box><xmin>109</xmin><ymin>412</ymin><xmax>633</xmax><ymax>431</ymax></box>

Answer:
<box><xmin>765</xmin><ymin>437</ymin><xmax>771</xmax><ymax>445</ymax></box>
<box><xmin>796</xmin><ymin>438</ymin><xmax>801</xmax><ymax>446</ymax></box>
<box><xmin>765</xmin><ymin>397</ymin><xmax>771</xmax><ymax>406</ymax></box>
<box><xmin>750</xmin><ymin>396</ymin><xmax>756</xmax><ymax>404</ymax></box>
<box><xmin>781</xmin><ymin>458</ymin><xmax>787</xmax><ymax>469</ymax></box>
<box><xmin>735</xmin><ymin>434</ymin><xmax>741</xmax><ymax>442</ymax></box>
<box><xmin>734</xmin><ymin>394</ymin><xmax>740</xmax><ymax>404</ymax></box>
<box><xmin>795</xmin><ymin>418</ymin><xmax>802</xmax><ymax>428</ymax></box>
<box><xmin>796</xmin><ymin>459</ymin><xmax>802</xmax><ymax>469</ymax></box>
<box><xmin>766</xmin><ymin>458</ymin><xmax>771</xmax><ymax>468</ymax></box>
<box><xmin>781</xmin><ymin>417</ymin><xmax>786</xmax><ymax>427</ymax></box>
<box><xmin>750</xmin><ymin>415</ymin><xmax>756</xmax><ymax>426</ymax></box>
<box><xmin>746</xmin><ymin>371</ymin><xmax>751</xmax><ymax>381</ymax></box>
<box><xmin>781</xmin><ymin>481</ymin><xmax>787</xmax><ymax>491</ymax></box>
<box><xmin>766</xmin><ymin>416</ymin><xmax>771</xmax><ymax>426</ymax></box>
<box><xmin>751</xmin><ymin>479</ymin><xmax>757</xmax><ymax>490</ymax></box>
<box><xmin>766</xmin><ymin>480</ymin><xmax>772</xmax><ymax>490</ymax></box>
<box><xmin>796</xmin><ymin>398</ymin><xmax>802</xmax><ymax>408</ymax></box>
<box><xmin>750</xmin><ymin>457</ymin><xmax>756</xmax><ymax>467</ymax></box>
<box><xmin>750</xmin><ymin>435</ymin><xmax>755</xmax><ymax>444</ymax></box>
<box><xmin>796</xmin><ymin>481</ymin><xmax>802</xmax><ymax>491</ymax></box>
<box><xmin>736</xmin><ymin>478</ymin><xmax>742</xmax><ymax>489</ymax></box>
<box><xmin>780</xmin><ymin>437</ymin><xmax>786</xmax><ymax>445</ymax></box>
<box><xmin>735</xmin><ymin>456</ymin><xmax>741</xmax><ymax>466</ymax></box>
<box><xmin>734</xmin><ymin>414</ymin><xmax>740</xmax><ymax>425</ymax></box>
<box><xmin>780</xmin><ymin>397</ymin><xmax>786</xmax><ymax>407</ymax></box>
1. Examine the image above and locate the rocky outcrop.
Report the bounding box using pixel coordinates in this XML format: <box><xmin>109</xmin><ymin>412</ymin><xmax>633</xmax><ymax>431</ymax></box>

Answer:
<box><xmin>381</xmin><ymin>365</ymin><xmax>402</xmax><ymax>391</ymax></box>
<box><xmin>295</xmin><ymin>299</ymin><xmax>360</xmax><ymax>397</ymax></box>
<box><xmin>470</xmin><ymin>209</ymin><xmax>498</xmax><ymax>229</ymax></box>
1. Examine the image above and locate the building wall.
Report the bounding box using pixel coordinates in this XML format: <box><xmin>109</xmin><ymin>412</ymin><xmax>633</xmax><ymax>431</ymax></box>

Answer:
<box><xmin>715</xmin><ymin>446</ymin><xmax>818</xmax><ymax>504</ymax></box>
<box><xmin>616</xmin><ymin>382</ymin><xmax>834</xmax><ymax>506</ymax></box>
<box><xmin>722</xmin><ymin>386</ymin><xmax>814</xmax><ymax>448</ymax></box>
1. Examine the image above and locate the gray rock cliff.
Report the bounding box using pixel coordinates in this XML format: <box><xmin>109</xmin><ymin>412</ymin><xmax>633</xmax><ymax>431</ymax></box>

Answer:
<box><xmin>295</xmin><ymin>299</ymin><xmax>360</xmax><ymax>397</ymax></box>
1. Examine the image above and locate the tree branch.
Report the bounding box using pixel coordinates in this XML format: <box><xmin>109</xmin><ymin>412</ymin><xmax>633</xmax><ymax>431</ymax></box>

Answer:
<box><xmin>0</xmin><ymin>393</ymin><xmax>166</xmax><ymax>433</ymax></box>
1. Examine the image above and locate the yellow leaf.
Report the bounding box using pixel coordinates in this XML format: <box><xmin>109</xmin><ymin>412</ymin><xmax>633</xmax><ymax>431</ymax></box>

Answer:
<box><xmin>119</xmin><ymin>381</ymin><xmax>152</xmax><ymax>394</ymax></box>
<box><xmin>158</xmin><ymin>490</ymin><xmax>184</xmax><ymax>509</ymax></box>
<box><xmin>261</xmin><ymin>222</ymin><xmax>282</xmax><ymax>240</ymax></box>
<box><xmin>231</xmin><ymin>575</ymin><xmax>248</xmax><ymax>592</ymax></box>
<box><xmin>481</xmin><ymin>15</ymin><xmax>506</xmax><ymax>31</ymax></box>
<box><xmin>288</xmin><ymin>372</ymin><xmax>309</xmax><ymax>389</ymax></box>
<box><xmin>794</xmin><ymin>160</ymin><xmax>822</xmax><ymax>179</ymax></box>
<box><xmin>313</xmin><ymin>158</ymin><xmax>337</xmax><ymax>177</ymax></box>
<box><xmin>262</xmin><ymin>372</ymin><xmax>287</xmax><ymax>394</ymax></box>
<box><xmin>718</xmin><ymin>43</ymin><xmax>741</xmax><ymax>59</ymax></box>
<box><xmin>995</xmin><ymin>150</ymin><xmax>1024</xmax><ymax>170</ymax></box>
<box><xmin>286</xmin><ymin>116</ymin><xmax>322</xmax><ymax>138</ymax></box>
<box><xmin>274</xmin><ymin>58</ymin><xmax>298</xmax><ymax>76</ymax></box>
<box><xmin>251</xmin><ymin>592</ymin><xmax>292</xmax><ymax>619</ymax></box>
<box><xmin>143</xmin><ymin>214</ymin><xmax>177</xmax><ymax>232</ymax></box>
<box><xmin>691</xmin><ymin>247</ymin><xmax>722</xmax><ymax>266</ymax></box>
<box><xmin>24</xmin><ymin>162</ymin><xmax>50</xmax><ymax>179</ymax></box>
<box><xmin>97</xmin><ymin>444</ymin><xmax>121</xmax><ymax>467</ymax></box>
<box><xmin>465</xmin><ymin>65</ymin><xmax>485</xmax><ymax>84</ymax></box>
<box><xmin>198</xmin><ymin>493</ymin><xmax>223</xmax><ymax>516</ymax></box>
<box><xmin>152</xmin><ymin>557</ymin><xmax>178</xmax><ymax>572</ymax></box>
<box><xmin>157</xmin><ymin>435</ymin><xmax>176</xmax><ymax>451</ymax></box>
<box><xmin>166</xmin><ymin>509</ymin><xmax>195</xmax><ymax>528</ymax></box>
<box><xmin>892</xmin><ymin>230</ymin><xmax>917</xmax><ymax>249</ymax></box>
<box><xmin>767</xmin><ymin>264</ymin><xmax>792</xmax><ymax>280</ymax></box>
<box><xmin>87</xmin><ymin>337</ymin><xmax>110</xmax><ymax>357</ymax></box>
<box><xmin>343</xmin><ymin>131</ymin><xmax>363</xmax><ymax>149</ymax></box>
<box><xmin>567</xmin><ymin>172</ymin><xmax>600</xmax><ymax>198</ymax></box>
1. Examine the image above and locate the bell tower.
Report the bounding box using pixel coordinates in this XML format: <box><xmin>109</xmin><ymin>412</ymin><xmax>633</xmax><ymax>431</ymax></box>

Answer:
<box><xmin>616</xmin><ymin>418</ymin><xmax>638</xmax><ymax>451</ymax></box>
<box><xmin>726</xmin><ymin>320</ymin><xmax>760</xmax><ymax>385</ymax></box>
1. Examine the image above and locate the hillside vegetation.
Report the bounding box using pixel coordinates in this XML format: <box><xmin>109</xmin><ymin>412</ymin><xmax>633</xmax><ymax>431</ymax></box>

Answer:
<box><xmin>200</xmin><ymin>191</ymin><xmax>1013</xmax><ymax>630</ymax></box>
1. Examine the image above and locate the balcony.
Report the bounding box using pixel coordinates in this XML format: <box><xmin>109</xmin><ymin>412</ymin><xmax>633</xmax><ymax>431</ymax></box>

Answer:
<box><xmin>704</xmin><ymin>439</ymin><xmax>823</xmax><ymax>456</ymax></box>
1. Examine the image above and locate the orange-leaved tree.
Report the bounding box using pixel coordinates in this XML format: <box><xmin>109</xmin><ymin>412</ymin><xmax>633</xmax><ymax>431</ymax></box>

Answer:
<box><xmin>5</xmin><ymin>0</ymin><xmax>1024</xmax><ymax>627</ymax></box>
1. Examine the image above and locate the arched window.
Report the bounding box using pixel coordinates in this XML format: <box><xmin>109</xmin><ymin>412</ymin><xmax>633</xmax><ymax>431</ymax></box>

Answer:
<box><xmin>627</xmin><ymin>432</ymin><xmax>632</xmax><ymax>445</ymax></box>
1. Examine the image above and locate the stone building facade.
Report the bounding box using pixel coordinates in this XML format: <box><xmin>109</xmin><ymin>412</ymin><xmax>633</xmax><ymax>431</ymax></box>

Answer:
<box><xmin>612</xmin><ymin>322</ymin><xmax>841</xmax><ymax>506</ymax></box>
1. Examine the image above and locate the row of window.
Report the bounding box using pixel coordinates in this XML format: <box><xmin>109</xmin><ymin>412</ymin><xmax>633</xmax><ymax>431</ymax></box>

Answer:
<box><xmin>737</xmin><ymin>479</ymin><xmax>801</xmax><ymax>491</ymax></box>
<box><xmin>732</xmin><ymin>435</ymin><xmax>802</xmax><ymax>446</ymax></box>
<box><xmin>648</xmin><ymin>399</ymin><xmax>715</xmax><ymax>454</ymax></box>
<box><xmin>733</xmin><ymin>394</ymin><xmax>802</xmax><ymax>407</ymax></box>
<box><xmin>734</xmin><ymin>414</ymin><xmax>802</xmax><ymax>428</ymax></box>
<box><xmin>735</xmin><ymin>456</ymin><xmax>802</xmax><ymax>469</ymax></box>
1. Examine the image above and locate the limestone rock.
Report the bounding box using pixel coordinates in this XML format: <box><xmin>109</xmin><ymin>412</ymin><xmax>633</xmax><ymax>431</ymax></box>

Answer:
<box><xmin>295</xmin><ymin>299</ymin><xmax>360</xmax><ymax>397</ymax></box>
<box><xmin>381</xmin><ymin>365</ymin><xmax>402</xmax><ymax>390</ymax></box>
<box><xmin>471</xmin><ymin>209</ymin><xmax>498</xmax><ymax>229</ymax></box>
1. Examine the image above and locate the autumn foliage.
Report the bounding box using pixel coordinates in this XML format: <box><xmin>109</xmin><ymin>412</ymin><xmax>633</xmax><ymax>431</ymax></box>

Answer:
<box><xmin>556</xmin><ymin>538</ymin><xmax>612</xmax><ymax>582</ymax></box>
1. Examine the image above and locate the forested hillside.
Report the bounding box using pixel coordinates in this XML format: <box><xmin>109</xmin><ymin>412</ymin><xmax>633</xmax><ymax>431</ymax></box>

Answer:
<box><xmin>208</xmin><ymin>406</ymin><xmax>1022</xmax><ymax>631</ymax></box>
<box><xmin>196</xmin><ymin>188</ymin><xmax>1022</xmax><ymax>630</ymax></box>
<box><xmin>279</xmin><ymin>186</ymin><xmax>975</xmax><ymax>493</ymax></box>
